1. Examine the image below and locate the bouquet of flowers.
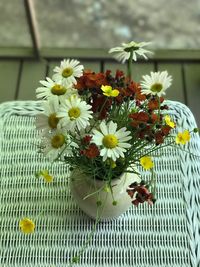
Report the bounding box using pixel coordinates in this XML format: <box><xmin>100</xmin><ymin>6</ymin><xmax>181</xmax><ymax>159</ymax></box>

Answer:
<box><xmin>34</xmin><ymin>41</ymin><xmax>195</xmax><ymax>208</ymax></box>
<box><xmin>18</xmin><ymin>41</ymin><xmax>199</xmax><ymax>265</ymax></box>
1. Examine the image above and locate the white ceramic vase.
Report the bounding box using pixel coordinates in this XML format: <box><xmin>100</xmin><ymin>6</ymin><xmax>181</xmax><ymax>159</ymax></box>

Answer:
<box><xmin>70</xmin><ymin>168</ymin><xmax>141</xmax><ymax>220</ymax></box>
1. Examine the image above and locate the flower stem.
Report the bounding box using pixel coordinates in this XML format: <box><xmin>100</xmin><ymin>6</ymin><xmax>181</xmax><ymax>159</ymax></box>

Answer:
<box><xmin>87</xmin><ymin>97</ymin><xmax>109</xmax><ymax>134</ymax></box>
<box><xmin>69</xmin><ymin>193</ymin><xmax>108</xmax><ymax>267</ymax></box>
<box><xmin>127</xmin><ymin>50</ymin><xmax>133</xmax><ymax>80</ymax></box>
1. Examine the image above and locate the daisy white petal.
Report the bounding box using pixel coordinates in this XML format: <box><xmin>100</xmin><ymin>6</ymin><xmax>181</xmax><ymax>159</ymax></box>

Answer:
<box><xmin>100</xmin><ymin>121</ymin><xmax>108</xmax><ymax>135</ymax></box>
<box><xmin>92</xmin><ymin>121</ymin><xmax>132</xmax><ymax>162</ymax></box>
<box><xmin>140</xmin><ymin>71</ymin><xmax>172</xmax><ymax>97</ymax></box>
<box><xmin>41</xmin><ymin>130</ymin><xmax>74</xmax><ymax>161</ymax></box>
<box><xmin>36</xmin><ymin>97</ymin><xmax>61</xmax><ymax>134</ymax></box>
<box><xmin>36</xmin><ymin>77</ymin><xmax>76</xmax><ymax>100</ymax></box>
<box><xmin>115</xmin><ymin>147</ymin><xmax>125</xmax><ymax>158</ymax></box>
<box><xmin>57</xmin><ymin>95</ymin><xmax>93</xmax><ymax>132</ymax></box>
<box><xmin>118</xmin><ymin>136</ymin><xmax>132</xmax><ymax>142</ymax></box>
<box><xmin>52</xmin><ymin>59</ymin><xmax>84</xmax><ymax>86</ymax></box>
<box><xmin>109</xmin><ymin>41</ymin><xmax>153</xmax><ymax>63</ymax></box>
<box><xmin>108</xmin><ymin>121</ymin><xmax>118</xmax><ymax>134</ymax></box>
<box><xmin>115</xmin><ymin>128</ymin><xmax>131</xmax><ymax>138</ymax></box>
<box><xmin>118</xmin><ymin>142</ymin><xmax>132</xmax><ymax>148</ymax></box>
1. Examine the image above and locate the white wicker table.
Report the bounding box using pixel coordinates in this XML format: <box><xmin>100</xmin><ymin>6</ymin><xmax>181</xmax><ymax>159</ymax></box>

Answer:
<box><xmin>0</xmin><ymin>100</ymin><xmax>200</xmax><ymax>267</ymax></box>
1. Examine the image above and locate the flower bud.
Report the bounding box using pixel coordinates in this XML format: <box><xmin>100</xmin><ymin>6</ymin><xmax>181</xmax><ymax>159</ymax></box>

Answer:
<box><xmin>112</xmin><ymin>200</ymin><xmax>117</xmax><ymax>206</ymax></box>
<box><xmin>193</xmin><ymin>128</ymin><xmax>199</xmax><ymax>133</ymax></box>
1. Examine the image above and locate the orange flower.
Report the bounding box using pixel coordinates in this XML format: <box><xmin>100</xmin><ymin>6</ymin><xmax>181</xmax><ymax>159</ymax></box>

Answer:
<box><xmin>83</xmin><ymin>144</ymin><xmax>100</xmax><ymax>158</ymax></box>
<box><xmin>127</xmin><ymin>181</ymin><xmax>154</xmax><ymax>206</ymax></box>
<box><xmin>148</xmin><ymin>99</ymin><xmax>159</xmax><ymax>110</ymax></box>
<box><xmin>75</xmin><ymin>70</ymin><xmax>107</xmax><ymax>90</ymax></box>
<box><xmin>82</xmin><ymin>135</ymin><xmax>92</xmax><ymax>144</ymax></box>
<box><xmin>129</xmin><ymin>112</ymin><xmax>149</xmax><ymax>122</ymax></box>
<box><xmin>151</xmin><ymin>113</ymin><xmax>159</xmax><ymax>123</ymax></box>
<box><xmin>161</xmin><ymin>125</ymin><xmax>171</xmax><ymax>136</ymax></box>
<box><xmin>126</xmin><ymin>81</ymin><xmax>146</xmax><ymax>101</ymax></box>
<box><xmin>115</xmin><ymin>69</ymin><xmax>124</xmax><ymax>79</ymax></box>
<box><xmin>155</xmin><ymin>131</ymin><xmax>164</xmax><ymax>144</ymax></box>
<box><xmin>129</xmin><ymin>112</ymin><xmax>149</xmax><ymax>127</ymax></box>
<box><xmin>91</xmin><ymin>95</ymin><xmax>112</xmax><ymax>119</ymax></box>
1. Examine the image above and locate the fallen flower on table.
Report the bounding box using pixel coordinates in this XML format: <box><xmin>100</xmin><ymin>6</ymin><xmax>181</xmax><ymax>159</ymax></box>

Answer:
<box><xmin>35</xmin><ymin>169</ymin><xmax>54</xmax><ymax>183</ymax></box>
<box><xmin>19</xmin><ymin>218</ymin><xmax>35</xmax><ymax>234</ymax></box>
<box><xmin>175</xmin><ymin>130</ymin><xmax>191</xmax><ymax>145</ymax></box>
<box><xmin>140</xmin><ymin>156</ymin><xmax>154</xmax><ymax>170</ymax></box>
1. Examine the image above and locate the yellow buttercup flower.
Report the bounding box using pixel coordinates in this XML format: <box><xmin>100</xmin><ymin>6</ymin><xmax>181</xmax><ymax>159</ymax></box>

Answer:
<box><xmin>140</xmin><ymin>156</ymin><xmax>154</xmax><ymax>170</ymax></box>
<box><xmin>19</xmin><ymin>218</ymin><xmax>35</xmax><ymax>234</ymax></box>
<box><xmin>164</xmin><ymin>115</ymin><xmax>175</xmax><ymax>128</ymax></box>
<box><xmin>41</xmin><ymin>170</ymin><xmax>53</xmax><ymax>183</ymax></box>
<box><xmin>101</xmin><ymin>85</ymin><xmax>119</xmax><ymax>97</ymax></box>
<box><xmin>175</xmin><ymin>130</ymin><xmax>190</xmax><ymax>145</ymax></box>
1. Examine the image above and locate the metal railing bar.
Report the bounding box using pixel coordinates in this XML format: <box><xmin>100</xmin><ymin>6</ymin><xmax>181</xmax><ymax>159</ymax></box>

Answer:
<box><xmin>14</xmin><ymin>60</ymin><xmax>23</xmax><ymax>100</ymax></box>
<box><xmin>181</xmin><ymin>63</ymin><xmax>188</xmax><ymax>106</ymax></box>
<box><xmin>154</xmin><ymin>61</ymin><xmax>158</xmax><ymax>71</ymax></box>
<box><xmin>45</xmin><ymin>60</ymin><xmax>50</xmax><ymax>77</ymax></box>
<box><xmin>100</xmin><ymin>60</ymin><xmax>104</xmax><ymax>72</ymax></box>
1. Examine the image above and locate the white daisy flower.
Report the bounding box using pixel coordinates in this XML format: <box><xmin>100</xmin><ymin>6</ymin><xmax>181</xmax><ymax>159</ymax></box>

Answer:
<box><xmin>53</xmin><ymin>59</ymin><xmax>84</xmax><ymax>86</ymax></box>
<box><xmin>41</xmin><ymin>130</ymin><xmax>73</xmax><ymax>161</ymax></box>
<box><xmin>57</xmin><ymin>95</ymin><xmax>93</xmax><ymax>132</ymax></box>
<box><xmin>36</xmin><ymin>77</ymin><xmax>76</xmax><ymax>100</ymax></box>
<box><xmin>140</xmin><ymin>71</ymin><xmax>172</xmax><ymax>97</ymax></box>
<box><xmin>92</xmin><ymin>121</ymin><xmax>132</xmax><ymax>162</ymax></box>
<box><xmin>36</xmin><ymin>97</ymin><xmax>61</xmax><ymax>134</ymax></box>
<box><xmin>109</xmin><ymin>41</ymin><xmax>152</xmax><ymax>63</ymax></box>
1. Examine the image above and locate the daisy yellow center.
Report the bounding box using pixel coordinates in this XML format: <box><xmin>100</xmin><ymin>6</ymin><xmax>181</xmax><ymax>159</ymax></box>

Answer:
<box><xmin>51</xmin><ymin>84</ymin><xmax>67</xmax><ymax>95</ymax></box>
<box><xmin>68</xmin><ymin>107</ymin><xmax>81</xmax><ymax>120</ymax></box>
<box><xmin>103</xmin><ymin>134</ymin><xmax>118</xmax><ymax>149</ymax></box>
<box><xmin>151</xmin><ymin>83</ymin><xmax>163</xmax><ymax>93</ymax></box>
<box><xmin>48</xmin><ymin>113</ymin><xmax>59</xmax><ymax>129</ymax></box>
<box><xmin>62</xmin><ymin>67</ymin><xmax>73</xmax><ymax>78</ymax></box>
<box><xmin>51</xmin><ymin>134</ymin><xmax>65</xmax><ymax>148</ymax></box>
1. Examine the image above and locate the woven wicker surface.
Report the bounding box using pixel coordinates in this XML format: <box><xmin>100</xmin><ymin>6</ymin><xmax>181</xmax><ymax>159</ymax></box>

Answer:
<box><xmin>0</xmin><ymin>100</ymin><xmax>199</xmax><ymax>267</ymax></box>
